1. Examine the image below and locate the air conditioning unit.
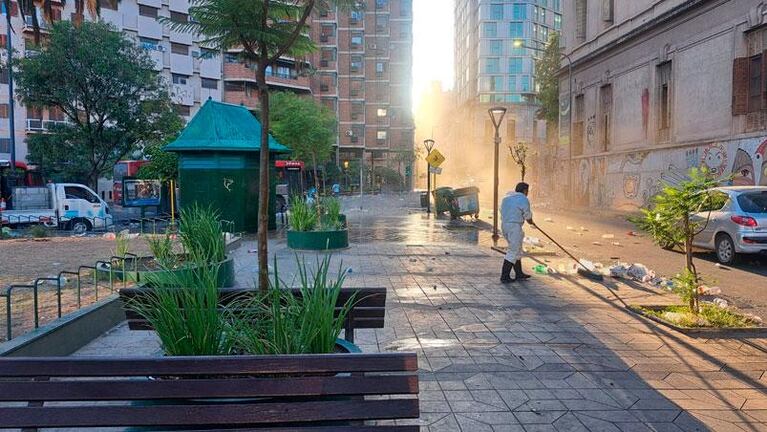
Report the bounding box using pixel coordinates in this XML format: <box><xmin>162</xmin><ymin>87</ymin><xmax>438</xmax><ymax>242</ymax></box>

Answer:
<box><xmin>368</xmin><ymin>43</ymin><xmax>377</xmax><ymax>50</ymax></box>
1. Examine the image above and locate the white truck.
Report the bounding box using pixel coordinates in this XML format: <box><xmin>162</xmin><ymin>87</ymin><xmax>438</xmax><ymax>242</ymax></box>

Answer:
<box><xmin>1</xmin><ymin>183</ymin><xmax>112</xmax><ymax>233</ymax></box>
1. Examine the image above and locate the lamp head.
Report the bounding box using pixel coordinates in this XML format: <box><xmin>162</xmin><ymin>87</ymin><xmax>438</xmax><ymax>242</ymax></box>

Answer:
<box><xmin>423</xmin><ymin>138</ymin><xmax>435</xmax><ymax>152</ymax></box>
<box><xmin>512</xmin><ymin>39</ymin><xmax>525</xmax><ymax>48</ymax></box>
<box><xmin>343</xmin><ymin>160</ymin><xmax>349</xmax><ymax>169</ymax></box>
<box><xmin>488</xmin><ymin>107</ymin><xmax>507</xmax><ymax>129</ymax></box>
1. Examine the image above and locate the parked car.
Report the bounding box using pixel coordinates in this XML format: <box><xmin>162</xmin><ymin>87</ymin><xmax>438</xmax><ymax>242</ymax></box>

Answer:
<box><xmin>691</xmin><ymin>186</ymin><xmax>767</xmax><ymax>264</ymax></box>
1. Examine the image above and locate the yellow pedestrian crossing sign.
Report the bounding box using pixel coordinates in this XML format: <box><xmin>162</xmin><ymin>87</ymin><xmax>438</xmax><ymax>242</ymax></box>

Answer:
<box><xmin>426</xmin><ymin>149</ymin><xmax>446</xmax><ymax>167</ymax></box>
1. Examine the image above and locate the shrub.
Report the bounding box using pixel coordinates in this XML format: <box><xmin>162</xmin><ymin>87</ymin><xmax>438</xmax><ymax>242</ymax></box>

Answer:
<box><xmin>29</xmin><ymin>224</ymin><xmax>50</xmax><ymax>238</ymax></box>
<box><xmin>289</xmin><ymin>195</ymin><xmax>316</xmax><ymax>232</ymax></box>
<box><xmin>113</xmin><ymin>232</ymin><xmax>130</xmax><ymax>257</ymax></box>
<box><xmin>146</xmin><ymin>233</ymin><xmax>177</xmax><ymax>268</ymax></box>
<box><xmin>178</xmin><ymin>204</ymin><xmax>225</xmax><ymax>263</ymax></box>
<box><xmin>321</xmin><ymin>196</ymin><xmax>343</xmax><ymax>230</ymax></box>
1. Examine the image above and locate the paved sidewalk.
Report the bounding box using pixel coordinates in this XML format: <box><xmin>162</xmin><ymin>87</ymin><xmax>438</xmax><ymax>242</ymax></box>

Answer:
<box><xmin>79</xmin><ymin>194</ymin><xmax>767</xmax><ymax>431</ymax></box>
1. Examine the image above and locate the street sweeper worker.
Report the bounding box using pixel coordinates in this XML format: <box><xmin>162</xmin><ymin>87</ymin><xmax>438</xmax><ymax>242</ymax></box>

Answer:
<box><xmin>500</xmin><ymin>182</ymin><xmax>535</xmax><ymax>283</ymax></box>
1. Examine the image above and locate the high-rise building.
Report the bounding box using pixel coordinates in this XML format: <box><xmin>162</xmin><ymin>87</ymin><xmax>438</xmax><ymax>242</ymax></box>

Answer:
<box><xmin>452</xmin><ymin>0</ymin><xmax>561</xmax><ymax>184</ymax></box>
<box><xmin>222</xmin><ymin>0</ymin><xmax>415</xmax><ymax>187</ymax></box>
<box><xmin>0</xmin><ymin>0</ymin><xmax>224</xmax><ymax>166</ymax></box>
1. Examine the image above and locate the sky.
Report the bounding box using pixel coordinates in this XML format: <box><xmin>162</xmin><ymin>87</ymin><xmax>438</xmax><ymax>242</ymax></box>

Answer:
<box><xmin>412</xmin><ymin>0</ymin><xmax>454</xmax><ymax>109</ymax></box>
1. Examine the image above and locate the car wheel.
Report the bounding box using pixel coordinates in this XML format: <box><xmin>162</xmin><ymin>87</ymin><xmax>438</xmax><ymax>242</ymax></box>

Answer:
<box><xmin>715</xmin><ymin>234</ymin><xmax>737</xmax><ymax>265</ymax></box>
<box><xmin>70</xmin><ymin>219</ymin><xmax>91</xmax><ymax>235</ymax></box>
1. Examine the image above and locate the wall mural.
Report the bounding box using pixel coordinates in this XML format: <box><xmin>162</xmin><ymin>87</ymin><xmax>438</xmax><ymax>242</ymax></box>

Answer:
<box><xmin>685</xmin><ymin>147</ymin><xmax>699</xmax><ymax>169</ymax></box>
<box><xmin>731</xmin><ymin>149</ymin><xmax>755</xmax><ymax>186</ymax></box>
<box><xmin>586</xmin><ymin>115</ymin><xmax>597</xmax><ymax>148</ymax></box>
<box><xmin>623</xmin><ymin>174</ymin><xmax>640</xmax><ymax>199</ymax></box>
<box><xmin>757</xmin><ymin>139</ymin><xmax>767</xmax><ymax>186</ymax></box>
<box><xmin>700</xmin><ymin>143</ymin><xmax>728</xmax><ymax>177</ymax></box>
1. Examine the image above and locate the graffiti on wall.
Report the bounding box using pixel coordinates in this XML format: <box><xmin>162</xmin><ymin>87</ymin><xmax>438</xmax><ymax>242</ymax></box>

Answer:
<box><xmin>757</xmin><ymin>139</ymin><xmax>767</xmax><ymax>186</ymax></box>
<box><xmin>685</xmin><ymin>147</ymin><xmax>699</xmax><ymax>169</ymax></box>
<box><xmin>623</xmin><ymin>174</ymin><xmax>640</xmax><ymax>199</ymax></box>
<box><xmin>586</xmin><ymin>115</ymin><xmax>596</xmax><ymax>148</ymax></box>
<box><xmin>731</xmin><ymin>149</ymin><xmax>755</xmax><ymax>186</ymax></box>
<box><xmin>701</xmin><ymin>143</ymin><xmax>728</xmax><ymax>177</ymax></box>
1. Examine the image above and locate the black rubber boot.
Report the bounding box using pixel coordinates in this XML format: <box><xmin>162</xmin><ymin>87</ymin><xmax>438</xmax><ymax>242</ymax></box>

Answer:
<box><xmin>500</xmin><ymin>260</ymin><xmax>514</xmax><ymax>283</ymax></box>
<box><xmin>514</xmin><ymin>260</ymin><xmax>531</xmax><ymax>280</ymax></box>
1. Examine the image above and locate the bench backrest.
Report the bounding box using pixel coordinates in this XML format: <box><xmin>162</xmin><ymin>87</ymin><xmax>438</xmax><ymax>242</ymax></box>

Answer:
<box><xmin>120</xmin><ymin>287</ymin><xmax>387</xmax><ymax>343</ymax></box>
<box><xmin>0</xmin><ymin>353</ymin><xmax>419</xmax><ymax>430</ymax></box>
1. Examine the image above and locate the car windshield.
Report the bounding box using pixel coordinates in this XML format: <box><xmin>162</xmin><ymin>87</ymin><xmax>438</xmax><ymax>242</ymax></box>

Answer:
<box><xmin>737</xmin><ymin>191</ymin><xmax>767</xmax><ymax>214</ymax></box>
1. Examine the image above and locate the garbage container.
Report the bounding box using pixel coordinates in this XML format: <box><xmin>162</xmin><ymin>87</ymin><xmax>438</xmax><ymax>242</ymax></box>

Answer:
<box><xmin>420</xmin><ymin>192</ymin><xmax>428</xmax><ymax>208</ymax></box>
<box><xmin>450</xmin><ymin>187</ymin><xmax>480</xmax><ymax>219</ymax></box>
<box><xmin>431</xmin><ymin>187</ymin><xmax>454</xmax><ymax>214</ymax></box>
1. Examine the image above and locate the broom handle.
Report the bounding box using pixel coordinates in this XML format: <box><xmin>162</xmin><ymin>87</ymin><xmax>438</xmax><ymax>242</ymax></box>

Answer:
<box><xmin>533</xmin><ymin>225</ymin><xmax>592</xmax><ymax>273</ymax></box>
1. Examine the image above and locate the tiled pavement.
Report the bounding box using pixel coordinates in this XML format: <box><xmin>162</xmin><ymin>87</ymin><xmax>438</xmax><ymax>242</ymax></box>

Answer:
<box><xmin>78</xmin><ymin>194</ymin><xmax>767</xmax><ymax>431</ymax></box>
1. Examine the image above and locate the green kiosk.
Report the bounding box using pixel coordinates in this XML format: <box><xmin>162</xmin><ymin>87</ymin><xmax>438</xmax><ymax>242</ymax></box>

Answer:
<box><xmin>165</xmin><ymin>99</ymin><xmax>290</xmax><ymax>233</ymax></box>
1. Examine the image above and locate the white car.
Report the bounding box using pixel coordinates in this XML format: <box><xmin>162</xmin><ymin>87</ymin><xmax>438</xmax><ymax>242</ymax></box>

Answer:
<box><xmin>692</xmin><ymin>186</ymin><xmax>767</xmax><ymax>264</ymax></box>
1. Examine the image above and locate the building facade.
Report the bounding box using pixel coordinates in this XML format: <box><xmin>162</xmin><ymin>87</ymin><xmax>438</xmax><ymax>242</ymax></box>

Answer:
<box><xmin>0</xmin><ymin>0</ymin><xmax>224</xmax><ymax>165</ymax></box>
<box><xmin>451</xmin><ymin>0</ymin><xmax>560</xmax><ymax>185</ymax></box>
<box><xmin>558</xmin><ymin>0</ymin><xmax>767</xmax><ymax>210</ymax></box>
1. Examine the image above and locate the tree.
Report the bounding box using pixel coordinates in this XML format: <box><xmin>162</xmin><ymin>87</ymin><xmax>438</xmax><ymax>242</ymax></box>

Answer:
<box><xmin>2</xmin><ymin>0</ymin><xmax>102</xmax><ymax>43</ymax></box>
<box><xmin>166</xmin><ymin>0</ymin><xmax>356</xmax><ymax>291</ymax></box>
<box><xmin>534</xmin><ymin>32</ymin><xmax>561</xmax><ymax>125</ymax></box>
<box><xmin>137</xmin><ymin>140</ymin><xmax>180</xmax><ymax>181</ymax></box>
<box><xmin>16</xmin><ymin>21</ymin><xmax>182</xmax><ymax>189</ymax></box>
<box><xmin>269</xmin><ymin>92</ymin><xmax>336</xmax><ymax>202</ymax></box>
<box><xmin>631</xmin><ymin>168</ymin><xmax>724</xmax><ymax>314</ymax></box>
<box><xmin>509</xmin><ymin>142</ymin><xmax>528</xmax><ymax>182</ymax></box>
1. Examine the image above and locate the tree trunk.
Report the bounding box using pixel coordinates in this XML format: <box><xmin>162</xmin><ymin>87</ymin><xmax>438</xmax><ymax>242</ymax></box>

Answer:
<box><xmin>312</xmin><ymin>153</ymin><xmax>321</xmax><ymax>225</ymax></box>
<box><xmin>684</xmin><ymin>216</ymin><xmax>699</xmax><ymax>314</ymax></box>
<box><xmin>257</xmin><ymin>66</ymin><xmax>270</xmax><ymax>293</ymax></box>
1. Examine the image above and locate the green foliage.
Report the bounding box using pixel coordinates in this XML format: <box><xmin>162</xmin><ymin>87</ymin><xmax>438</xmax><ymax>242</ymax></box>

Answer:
<box><xmin>672</xmin><ymin>268</ymin><xmax>700</xmax><ymax>313</ymax></box>
<box><xmin>178</xmin><ymin>205</ymin><xmax>226</xmax><ymax>263</ymax></box>
<box><xmin>28</xmin><ymin>224</ymin><xmax>49</xmax><ymax>238</ymax></box>
<box><xmin>113</xmin><ymin>232</ymin><xmax>130</xmax><ymax>258</ymax></box>
<box><xmin>321</xmin><ymin>197</ymin><xmax>343</xmax><ymax>230</ymax></box>
<box><xmin>373</xmin><ymin>166</ymin><xmax>404</xmax><ymax>190</ymax></box>
<box><xmin>289</xmin><ymin>196</ymin><xmax>317</xmax><ymax>232</ymax></box>
<box><xmin>638</xmin><ymin>304</ymin><xmax>757</xmax><ymax>328</ymax></box>
<box><xmin>231</xmin><ymin>255</ymin><xmax>354</xmax><ymax>355</ymax></box>
<box><xmin>270</xmin><ymin>92</ymin><xmax>337</xmax><ymax>169</ymax></box>
<box><xmin>137</xmin><ymin>140</ymin><xmax>179</xmax><ymax>181</ymax></box>
<box><xmin>16</xmin><ymin>21</ymin><xmax>182</xmax><ymax>188</ymax></box>
<box><xmin>631</xmin><ymin>167</ymin><xmax>721</xmax><ymax>313</ymax></box>
<box><xmin>146</xmin><ymin>233</ymin><xmax>177</xmax><ymax>268</ymax></box>
<box><xmin>534</xmin><ymin>32</ymin><xmax>562</xmax><ymax>124</ymax></box>
<box><xmin>128</xmin><ymin>255</ymin><xmax>233</xmax><ymax>356</ymax></box>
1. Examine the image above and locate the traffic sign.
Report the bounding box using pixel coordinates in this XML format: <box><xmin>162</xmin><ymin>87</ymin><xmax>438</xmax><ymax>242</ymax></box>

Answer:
<box><xmin>428</xmin><ymin>166</ymin><xmax>442</xmax><ymax>174</ymax></box>
<box><xmin>426</xmin><ymin>149</ymin><xmax>445</xmax><ymax>167</ymax></box>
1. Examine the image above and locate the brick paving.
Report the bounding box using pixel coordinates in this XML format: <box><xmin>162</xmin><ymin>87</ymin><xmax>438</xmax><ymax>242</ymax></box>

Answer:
<box><xmin>78</xmin><ymin>194</ymin><xmax>767</xmax><ymax>431</ymax></box>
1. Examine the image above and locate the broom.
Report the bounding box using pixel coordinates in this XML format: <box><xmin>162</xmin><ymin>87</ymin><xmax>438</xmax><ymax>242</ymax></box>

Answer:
<box><xmin>533</xmin><ymin>225</ymin><xmax>604</xmax><ymax>282</ymax></box>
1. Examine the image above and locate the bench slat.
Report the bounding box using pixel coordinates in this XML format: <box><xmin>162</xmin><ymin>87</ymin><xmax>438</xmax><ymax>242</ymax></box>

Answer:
<box><xmin>194</xmin><ymin>427</ymin><xmax>419</xmax><ymax>431</ymax></box>
<box><xmin>0</xmin><ymin>375</ymin><xmax>418</xmax><ymax>401</ymax></box>
<box><xmin>0</xmin><ymin>399</ymin><xmax>420</xmax><ymax>428</ymax></box>
<box><xmin>0</xmin><ymin>353</ymin><xmax>418</xmax><ymax>377</ymax></box>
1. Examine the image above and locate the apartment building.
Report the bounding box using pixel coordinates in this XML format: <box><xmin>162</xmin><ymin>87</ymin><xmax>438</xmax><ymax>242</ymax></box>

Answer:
<box><xmin>558</xmin><ymin>0</ymin><xmax>767</xmax><ymax>210</ymax></box>
<box><xmin>451</xmin><ymin>0</ymin><xmax>561</xmax><ymax>181</ymax></box>
<box><xmin>0</xmin><ymin>0</ymin><xmax>223</xmax><ymax>164</ymax></box>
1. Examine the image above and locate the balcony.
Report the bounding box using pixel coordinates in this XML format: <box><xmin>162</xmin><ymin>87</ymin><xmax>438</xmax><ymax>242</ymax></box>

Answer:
<box><xmin>224</xmin><ymin>91</ymin><xmax>259</xmax><ymax>109</ymax></box>
<box><xmin>266</xmin><ymin>71</ymin><xmax>311</xmax><ymax>92</ymax></box>
<box><xmin>26</xmin><ymin>119</ymin><xmax>70</xmax><ymax>132</ymax></box>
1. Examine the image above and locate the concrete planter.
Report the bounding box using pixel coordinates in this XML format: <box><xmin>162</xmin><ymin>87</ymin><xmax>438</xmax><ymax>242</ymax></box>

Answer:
<box><xmin>108</xmin><ymin>257</ymin><xmax>236</xmax><ymax>288</ymax></box>
<box><xmin>287</xmin><ymin>229</ymin><xmax>349</xmax><ymax>250</ymax></box>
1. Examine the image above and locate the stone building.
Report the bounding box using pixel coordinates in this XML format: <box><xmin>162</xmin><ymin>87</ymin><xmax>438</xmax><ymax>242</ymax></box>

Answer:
<box><xmin>559</xmin><ymin>0</ymin><xmax>767</xmax><ymax>210</ymax></box>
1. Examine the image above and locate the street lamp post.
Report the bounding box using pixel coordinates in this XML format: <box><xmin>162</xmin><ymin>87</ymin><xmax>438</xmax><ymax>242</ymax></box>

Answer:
<box><xmin>488</xmin><ymin>107</ymin><xmax>507</xmax><ymax>242</ymax></box>
<box><xmin>423</xmin><ymin>139</ymin><xmax>435</xmax><ymax>214</ymax></box>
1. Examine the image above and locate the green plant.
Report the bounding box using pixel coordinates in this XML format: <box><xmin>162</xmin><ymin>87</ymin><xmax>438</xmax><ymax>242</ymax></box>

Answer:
<box><xmin>146</xmin><ymin>233</ymin><xmax>177</xmax><ymax>268</ymax></box>
<box><xmin>128</xmin><ymin>253</ymin><xmax>233</xmax><ymax>356</ymax></box>
<box><xmin>637</xmin><ymin>304</ymin><xmax>757</xmax><ymax>328</ymax></box>
<box><xmin>630</xmin><ymin>167</ymin><xmax>721</xmax><ymax>314</ymax></box>
<box><xmin>114</xmin><ymin>232</ymin><xmax>130</xmax><ymax>257</ymax></box>
<box><xmin>178</xmin><ymin>204</ymin><xmax>225</xmax><ymax>263</ymax></box>
<box><xmin>29</xmin><ymin>224</ymin><xmax>49</xmax><ymax>238</ymax></box>
<box><xmin>321</xmin><ymin>196</ymin><xmax>342</xmax><ymax>230</ymax></box>
<box><xmin>289</xmin><ymin>196</ymin><xmax>317</xmax><ymax>232</ymax></box>
<box><xmin>231</xmin><ymin>255</ymin><xmax>355</xmax><ymax>355</ymax></box>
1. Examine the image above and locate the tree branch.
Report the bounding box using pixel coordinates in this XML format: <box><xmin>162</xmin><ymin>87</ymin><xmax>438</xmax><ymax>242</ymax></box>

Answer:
<box><xmin>268</xmin><ymin>0</ymin><xmax>315</xmax><ymax>65</ymax></box>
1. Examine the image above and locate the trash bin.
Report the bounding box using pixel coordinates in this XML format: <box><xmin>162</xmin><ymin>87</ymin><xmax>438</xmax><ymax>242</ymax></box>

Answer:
<box><xmin>432</xmin><ymin>187</ymin><xmax>454</xmax><ymax>214</ymax></box>
<box><xmin>450</xmin><ymin>187</ymin><xmax>480</xmax><ymax>219</ymax></box>
<box><xmin>420</xmin><ymin>192</ymin><xmax>428</xmax><ymax>208</ymax></box>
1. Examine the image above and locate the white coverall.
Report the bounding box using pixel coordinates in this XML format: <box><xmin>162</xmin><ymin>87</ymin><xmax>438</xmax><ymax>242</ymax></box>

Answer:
<box><xmin>500</xmin><ymin>191</ymin><xmax>532</xmax><ymax>262</ymax></box>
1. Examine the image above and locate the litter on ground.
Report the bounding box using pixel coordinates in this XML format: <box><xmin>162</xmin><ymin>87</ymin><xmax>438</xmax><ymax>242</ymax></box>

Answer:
<box><xmin>601</xmin><ymin>234</ymin><xmax>615</xmax><ymax>239</ymax></box>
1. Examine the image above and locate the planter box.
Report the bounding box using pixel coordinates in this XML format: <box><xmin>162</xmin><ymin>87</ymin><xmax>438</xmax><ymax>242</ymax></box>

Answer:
<box><xmin>107</xmin><ymin>257</ymin><xmax>236</xmax><ymax>288</ymax></box>
<box><xmin>287</xmin><ymin>229</ymin><xmax>349</xmax><ymax>250</ymax></box>
<box><xmin>628</xmin><ymin>305</ymin><xmax>767</xmax><ymax>338</ymax></box>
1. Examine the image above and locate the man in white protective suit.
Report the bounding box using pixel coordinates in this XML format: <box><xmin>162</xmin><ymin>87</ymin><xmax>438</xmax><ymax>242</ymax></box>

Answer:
<box><xmin>500</xmin><ymin>182</ymin><xmax>535</xmax><ymax>283</ymax></box>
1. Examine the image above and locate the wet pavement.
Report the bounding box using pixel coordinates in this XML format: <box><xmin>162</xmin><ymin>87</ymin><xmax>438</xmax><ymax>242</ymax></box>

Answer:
<box><xmin>78</xmin><ymin>193</ymin><xmax>767</xmax><ymax>431</ymax></box>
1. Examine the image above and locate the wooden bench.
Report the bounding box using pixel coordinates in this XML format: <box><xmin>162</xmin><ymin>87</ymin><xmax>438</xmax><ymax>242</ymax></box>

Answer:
<box><xmin>120</xmin><ymin>287</ymin><xmax>387</xmax><ymax>344</ymax></box>
<box><xmin>0</xmin><ymin>353</ymin><xmax>420</xmax><ymax>431</ymax></box>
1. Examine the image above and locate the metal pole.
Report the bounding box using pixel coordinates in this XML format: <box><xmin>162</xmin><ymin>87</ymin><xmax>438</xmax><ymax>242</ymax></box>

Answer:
<box><xmin>492</xmin><ymin>131</ymin><xmax>500</xmax><ymax>242</ymax></box>
<box><xmin>6</xmin><ymin>13</ymin><xmax>15</xmax><ymax>168</ymax></box>
<box><xmin>359</xmin><ymin>151</ymin><xmax>363</xmax><ymax>198</ymax></box>
<box><xmin>426</xmin><ymin>160</ymin><xmax>431</xmax><ymax>213</ymax></box>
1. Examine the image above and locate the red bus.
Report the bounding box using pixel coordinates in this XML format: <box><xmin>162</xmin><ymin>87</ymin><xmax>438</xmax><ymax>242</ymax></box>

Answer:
<box><xmin>113</xmin><ymin>160</ymin><xmax>149</xmax><ymax>205</ymax></box>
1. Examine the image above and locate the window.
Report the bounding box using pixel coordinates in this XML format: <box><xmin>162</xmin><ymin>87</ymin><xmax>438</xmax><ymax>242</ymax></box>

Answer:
<box><xmin>0</xmin><ymin>103</ymin><xmax>8</xmax><ymax>118</ymax></box>
<box><xmin>140</xmin><ymin>37</ymin><xmax>161</xmax><ymax>51</ymax></box>
<box><xmin>0</xmin><ymin>138</ymin><xmax>10</xmax><ymax>153</ymax></box>
<box><xmin>509</xmin><ymin>58</ymin><xmax>523</xmax><ymax>74</ymax></box>
<box><xmin>749</xmin><ymin>55</ymin><xmax>762</xmax><ymax>112</ymax></box>
<box><xmin>657</xmin><ymin>61</ymin><xmax>672</xmax><ymax>140</ymax></box>
<box><xmin>200</xmin><ymin>48</ymin><xmax>218</xmax><ymax>59</ymax></box>
<box><xmin>485</xmin><ymin>57</ymin><xmax>499</xmax><ymax>73</ymax></box>
<box><xmin>509</xmin><ymin>75</ymin><xmax>517</xmax><ymax>91</ymax></box>
<box><xmin>171</xmin><ymin>43</ymin><xmax>189</xmax><ymax>55</ymax></box>
<box><xmin>512</xmin><ymin>3</ymin><xmax>526</xmax><ymax>19</ymax></box>
<box><xmin>702</xmin><ymin>191</ymin><xmax>729</xmax><ymax>212</ymax></box>
<box><xmin>490</xmin><ymin>3</ymin><xmax>503</xmax><ymax>20</ymax></box>
<box><xmin>201</xmin><ymin>78</ymin><xmax>218</xmax><ymax>89</ymax></box>
<box><xmin>351</xmin><ymin>102</ymin><xmax>363</xmax><ymax>120</ymax></box>
<box><xmin>350</xmin><ymin>55</ymin><xmax>363</xmax><ymax>73</ymax></box>
<box><xmin>492</xmin><ymin>76</ymin><xmax>504</xmax><ymax>91</ymax></box>
<box><xmin>400</xmin><ymin>0</ymin><xmax>411</xmax><ymax>16</ymax></box>
<box><xmin>554</xmin><ymin>14</ymin><xmax>562</xmax><ymax>29</ymax></box>
<box><xmin>139</xmin><ymin>5</ymin><xmax>158</xmax><ymax>18</ymax></box>
<box><xmin>64</xmin><ymin>186</ymin><xmax>100</xmax><ymax>203</ymax></box>
<box><xmin>482</xmin><ymin>22</ymin><xmax>497</xmax><ymax>37</ymax></box>
<box><xmin>509</xmin><ymin>22</ymin><xmax>524</xmax><ymax>38</ymax></box>
<box><xmin>170</xmin><ymin>11</ymin><xmax>188</xmax><ymax>23</ymax></box>
<box><xmin>99</xmin><ymin>0</ymin><xmax>117</xmax><ymax>11</ymax></box>
<box><xmin>350</xmin><ymin>10</ymin><xmax>363</xmax><ymax>23</ymax></box>
<box><xmin>377</xmin><ymin>108</ymin><xmax>387</xmax><ymax>117</ymax></box>
<box><xmin>27</xmin><ymin>106</ymin><xmax>42</xmax><ymax>120</ymax></box>
<box><xmin>351</xmin><ymin>33</ymin><xmax>363</xmax><ymax>50</ymax></box>
<box><xmin>573</xmin><ymin>94</ymin><xmax>584</xmax><ymax>156</ymax></box>
<box><xmin>175</xmin><ymin>104</ymin><xmax>191</xmax><ymax>116</ymax></box>
<box><xmin>599</xmin><ymin>84</ymin><xmax>613</xmax><ymax>152</ymax></box>
<box><xmin>224</xmin><ymin>53</ymin><xmax>240</xmax><ymax>63</ymax></box>
<box><xmin>375</xmin><ymin>15</ymin><xmax>388</xmax><ymax>33</ymax></box>
<box><xmin>49</xmin><ymin>106</ymin><xmax>65</xmax><ymax>121</ymax></box>
<box><xmin>172</xmin><ymin>74</ymin><xmax>188</xmax><ymax>85</ymax></box>
<box><xmin>602</xmin><ymin>0</ymin><xmax>614</xmax><ymax>24</ymax></box>
<box><xmin>376</xmin><ymin>61</ymin><xmax>387</xmax><ymax>74</ymax></box>
<box><xmin>575</xmin><ymin>0</ymin><xmax>587</xmax><ymax>42</ymax></box>
<box><xmin>489</xmin><ymin>40</ymin><xmax>502</xmax><ymax>56</ymax></box>
<box><xmin>376</xmin><ymin>0</ymin><xmax>388</xmax><ymax>8</ymax></box>
<box><xmin>520</xmin><ymin>75</ymin><xmax>530</xmax><ymax>92</ymax></box>
<box><xmin>737</xmin><ymin>192</ymin><xmax>767</xmax><ymax>213</ymax></box>
<box><xmin>0</xmin><ymin>68</ymin><xmax>8</xmax><ymax>85</ymax></box>
<box><xmin>377</xmin><ymin>130</ymin><xmax>387</xmax><ymax>140</ymax></box>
